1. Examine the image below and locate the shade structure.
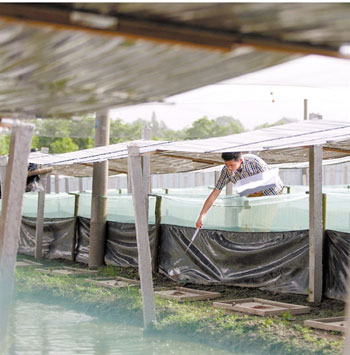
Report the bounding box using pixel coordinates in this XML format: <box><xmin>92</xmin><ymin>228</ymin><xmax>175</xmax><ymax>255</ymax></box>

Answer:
<box><xmin>0</xmin><ymin>3</ymin><xmax>349</xmax><ymax>119</ymax></box>
<box><xmin>26</xmin><ymin>120</ymin><xmax>350</xmax><ymax>177</ymax></box>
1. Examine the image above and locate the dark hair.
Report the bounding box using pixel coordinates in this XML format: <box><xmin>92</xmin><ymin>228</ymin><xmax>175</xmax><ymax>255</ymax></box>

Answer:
<box><xmin>221</xmin><ymin>152</ymin><xmax>242</xmax><ymax>161</ymax></box>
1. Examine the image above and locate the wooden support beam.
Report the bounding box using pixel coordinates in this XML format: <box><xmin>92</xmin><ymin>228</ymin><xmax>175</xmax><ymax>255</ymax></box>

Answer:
<box><xmin>309</xmin><ymin>145</ymin><xmax>323</xmax><ymax>304</ymax></box>
<box><xmin>0</xmin><ymin>156</ymin><xmax>8</xmax><ymax>199</ymax></box>
<box><xmin>128</xmin><ymin>144</ymin><xmax>156</xmax><ymax>329</ymax></box>
<box><xmin>88</xmin><ymin>110</ymin><xmax>110</xmax><ymax>268</ymax></box>
<box><xmin>54</xmin><ymin>174</ymin><xmax>59</xmax><ymax>194</ymax></box>
<box><xmin>27</xmin><ymin>166</ymin><xmax>53</xmax><ymax>177</ymax></box>
<box><xmin>68</xmin><ymin>193</ymin><xmax>80</xmax><ymax>262</ymax></box>
<box><xmin>0</xmin><ymin>4</ymin><xmax>345</xmax><ymax>58</ymax></box>
<box><xmin>34</xmin><ymin>175</ymin><xmax>47</xmax><ymax>259</ymax></box>
<box><xmin>322</xmin><ymin>147</ymin><xmax>350</xmax><ymax>155</ymax></box>
<box><xmin>142</xmin><ymin>127</ymin><xmax>152</xmax><ymax>195</ymax></box>
<box><xmin>142</xmin><ymin>127</ymin><xmax>152</xmax><ymax>218</ymax></box>
<box><xmin>0</xmin><ymin>123</ymin><xmax>34</xmax><ymax>353</ymax></box>
<box><xmin>34</xmin><ymin>147</ymin><xmax>49</xmax><ymax>259</ymax></box>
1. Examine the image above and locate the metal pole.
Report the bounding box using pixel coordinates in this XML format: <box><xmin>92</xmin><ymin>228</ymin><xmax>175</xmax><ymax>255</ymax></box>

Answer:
<box><xmin>88</xmin><ymin>110</ymin><xmax>110</xmax><ymax>268</ymax></box>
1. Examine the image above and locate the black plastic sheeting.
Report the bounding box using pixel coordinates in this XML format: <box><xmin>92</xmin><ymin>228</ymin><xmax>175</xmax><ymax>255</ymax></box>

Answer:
<box><xmin>105</xmin><ymin>221</ymin><xmax>158</xmax><ymax>269</ymax></box>
<box><xmin>17</xmin><ymin>215</ymin><xmax>350</xmax><ymax>300</ymax></box>
<box><xmin>75</xmin><ymin>217</ymin><xmax>158</xmax><ymax>267</ymax></box>
<box><xmin>75</xmin><ymin>217</ymin><xmax>91</xmax><ymax>264</ymax></box>
<box><xmin>18</xmin><ymin>217</ymin><xmax>75</xmax><ymax>260</ymax></box>
<box><xmin>158</xmin><ymin>224</ymin><xmax>310</xmax><ymax>294</ymax></box>
<box><xmin>324</xmin><ymin>230</ymin><xmax>350</xmax><ymax>301</ymax></box>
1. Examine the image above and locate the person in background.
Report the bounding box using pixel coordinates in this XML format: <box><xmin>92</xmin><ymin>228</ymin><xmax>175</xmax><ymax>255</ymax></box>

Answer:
<box><xmin>195</xmin><ymin>152</ymin><xmax>284</xmax><ymax>229</ymax></box>
<box><xmin>26</xmin><ymin>148</ymin><xmax>41</xmax><ymax>192</ymax></box>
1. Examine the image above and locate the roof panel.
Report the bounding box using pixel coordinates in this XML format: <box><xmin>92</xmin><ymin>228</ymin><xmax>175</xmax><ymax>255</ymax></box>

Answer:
<box><xmin>26</xmin><ymin>120</ymin><xmax>350</xmax><ymax>177</ymax></box>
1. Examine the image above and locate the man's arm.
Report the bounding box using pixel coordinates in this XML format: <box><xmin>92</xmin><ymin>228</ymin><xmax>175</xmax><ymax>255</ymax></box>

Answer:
<box><xmin>195</xmin><ymin>188</ymin><xmax>221</xmax><ymax>229</ymax></box>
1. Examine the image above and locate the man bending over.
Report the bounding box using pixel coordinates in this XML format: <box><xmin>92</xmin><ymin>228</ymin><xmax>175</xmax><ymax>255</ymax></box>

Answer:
<box><xmin>196</xmin><ymin>152</ymin><xmax>284</xmax><ymax>229</ymax></box>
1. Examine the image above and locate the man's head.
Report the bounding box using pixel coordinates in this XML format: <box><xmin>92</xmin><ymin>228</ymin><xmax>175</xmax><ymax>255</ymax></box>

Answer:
<box><xmin>221</xmin><ymin>152</ymin><xmax>242</xmax><ymax>173</ymax></box>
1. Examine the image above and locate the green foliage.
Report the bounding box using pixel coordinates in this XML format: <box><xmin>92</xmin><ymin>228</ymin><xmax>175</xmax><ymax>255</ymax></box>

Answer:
<box><xmin>17</xmin><ymin>113</ymin><xmax>246</xmax><ymax>154</ymax></box>
<box><xmin>0</xmin><ymin>134</ymin><xmax>11</xmax><ymax>154</ymax></box>
<box><xmin>253</xmin><ymin>117</ymin><xmax>293</xmax><ymax>130</ymax></box>
<box><xmin>184</xmin><ymin>116</ymin><xmax>244</xmax><ymax>139</ymax></box>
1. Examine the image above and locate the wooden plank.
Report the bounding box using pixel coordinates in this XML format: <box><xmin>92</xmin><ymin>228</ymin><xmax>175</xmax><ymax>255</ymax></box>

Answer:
<box><xmin>309</xmin><ymin>145</ymin><xmax>323</xmax><ymax>303</ymax></box>
<box><xmin>304</xmin><ymin>317</ymin><xmax>348</xmax><ymax>333</ymax></box>
<box><xmin>88</xmin><ymin>110</ymin><xmax>110</xmax><ymax>268</ymax></box>
<box><xmin>0</xmin><ymin>123</ymin><xmax>34</xmax><ymax>353</ymax></box>
<box><xmin>155</xmin><ymin>286</ymin><xmax>221</xmax><ymax>302</ymax></box>
<box><xmin>128</xmin><ymin>144</ymin><xmax>156</xmax><ymax>329</ymax></box>
<box><xmin>213</xmin><ymin>298</ymin><xmax>310</xmax><ymax>316</ymax></box>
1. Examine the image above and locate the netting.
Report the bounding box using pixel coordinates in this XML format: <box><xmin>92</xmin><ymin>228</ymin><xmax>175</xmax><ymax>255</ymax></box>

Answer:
<box><xmin>77</xmin><ymin>191</ymin><xmax>156</xmax><ymax>223</ymax></box>
<box><xmin>326</xmin><ymin>193</ymin><xmax>350</xmax><ymax>233</ymax></box>
<box><xmin>159</xmin><ymin>193</ymin><xmax>309</xmax><ymax>232</ymax></box>
<box><xmin>21</xmin><ymin>192</ymin><xmax>75</xmax><ymax>218</ymax></box>
<box><xmin>0</xmin><ymin>185</ymin><xmax>349</xmax><ymax>233</ymax></box>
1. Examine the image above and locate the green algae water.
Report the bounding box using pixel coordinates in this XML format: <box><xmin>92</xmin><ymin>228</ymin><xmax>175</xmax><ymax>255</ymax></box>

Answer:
<box><xmin>6</xmin><ymin>300</ymin><xmax>236</xmax><ymax>355</ymax></box>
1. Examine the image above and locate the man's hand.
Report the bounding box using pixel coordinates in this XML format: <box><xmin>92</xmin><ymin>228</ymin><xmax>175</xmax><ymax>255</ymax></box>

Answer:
<box><xmin>195</xmin><ymin>189</ymin><xmax>220</xmax><ymax>229</ymax></box>
<box><xmin>196</xmin><ymin>216</ymin><xmax>203</xmax><ymax>229</ymax></box>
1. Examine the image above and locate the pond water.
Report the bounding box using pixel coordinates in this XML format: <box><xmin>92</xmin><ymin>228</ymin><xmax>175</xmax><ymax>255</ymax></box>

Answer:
<box><xmin>6</xmin><ymin>300</ymin><xmax>237</xmax><ymax>355</ymax></box>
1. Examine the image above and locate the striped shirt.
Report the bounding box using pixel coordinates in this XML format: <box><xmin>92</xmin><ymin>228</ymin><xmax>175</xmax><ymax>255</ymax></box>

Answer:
<box><xmin>215</xmin><ymin>154</ymin><xmax>284</xmax><ymax>196</ymax></box>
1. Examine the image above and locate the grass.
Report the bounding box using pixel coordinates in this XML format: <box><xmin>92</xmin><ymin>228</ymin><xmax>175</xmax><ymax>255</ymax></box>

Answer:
<box><xmin>14</xmin><ymin>254</ymin><xmax>345</xmax><ymax>355</ymax></box>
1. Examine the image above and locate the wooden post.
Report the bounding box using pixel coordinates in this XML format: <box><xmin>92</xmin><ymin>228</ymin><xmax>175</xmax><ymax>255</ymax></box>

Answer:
<box><xmin>127</xmin><ymin>171</ymin><xmax>132</xmax><ymax>193</ymax></box>
<box><xmin>65</xmin><ymin>178</ymin><xmax>69</xmax><ymax>193</ymax></box>
<box><xmin>68</xmin><ymin>193</ymin><xmax>80</xmax><ymax>261</ymax></box>
<box><xmin>0</xmin><ymin>123</ymin><xmax>34</xmax><ymax>353</ymax></box>
<box><xmin>128</xmin><ymin>144</ymin><xmax>156</xmax><ymax>329</ymax></box>
<box><xmin>34</xmin><ymin>147</ymin><xmax>49</xmax><ymax>259</ymax></box>
<box><xmin>34</xmin><ymin>174</ymin><xmax>47</xmax><ymax>259</ymax></box>
<box><xmin>0</xmin><ymin>156</ymin><xmax>8</xmax><ymax>198</ymax></box>
<box><xmin>88</xmin><ymin>110</ymin><xmax>110</xmax><ymax>268</ymax></box>
<box><xmin>344</xmin><ymin>275</ymin><xmax>350</xmax><ymax>354</ymax></box>
<box><xmin>54</xmin><ymin>174</ymin><xmax>59</xmax><ymax>193</ymax></box>
<box><xmin>142</xmin><ymin>126</ymin><xmax>152</xmax><ymax>218</ymax></box>
<box><xmin>142</xmin><ymin>126</ymin><xmax>152</xmax><ymax>195</ymax></box>
<box><xmin>309</xmin><ymin>145</ymin><xmax>323</xmax><ymax>303</ymax></box>
<box><xmin>304</xmin><ymin>99</ymin><xmax>308</xmax><ymax>120</ymax></box>
<box><xmin>46</xmin><ymin>174</ymin><xmax>51</xmax><ymax>193</ymax></box>
<box><xmin>79</xmin><ymin>177</ymin><xmax>83</xmax><ymax>192</ymax></box>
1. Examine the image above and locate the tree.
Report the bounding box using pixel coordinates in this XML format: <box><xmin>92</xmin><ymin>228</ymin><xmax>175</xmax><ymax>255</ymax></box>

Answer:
<box><xmin>184</xmin><ymin>116</ymin><xmax>244</xmax><ymax>139</ymax></box>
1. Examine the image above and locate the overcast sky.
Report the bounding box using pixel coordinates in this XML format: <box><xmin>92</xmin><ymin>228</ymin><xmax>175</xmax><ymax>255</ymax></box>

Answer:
<box><xmin>110</xmin><ymin>55</ymin><xmax>350</xmax><ymax>131</ymax></box>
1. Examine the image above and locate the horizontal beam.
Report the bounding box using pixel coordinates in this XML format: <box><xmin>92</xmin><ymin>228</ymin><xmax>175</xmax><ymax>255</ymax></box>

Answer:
<box><xmin>0</xmin><ymin>4</ymin><xmax>345</xmax><ymax>58</ymax></box>
<box><xmin>322</xmin><ymin>147</ymin><xmax>350</xmax><ymax>154</ymax></box>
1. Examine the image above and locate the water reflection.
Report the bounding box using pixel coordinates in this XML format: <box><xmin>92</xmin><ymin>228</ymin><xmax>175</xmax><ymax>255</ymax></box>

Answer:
<box><xmin>7</xmin><ymin>301</ymin><xmax>234</xmax><ymax>355</ymax></box>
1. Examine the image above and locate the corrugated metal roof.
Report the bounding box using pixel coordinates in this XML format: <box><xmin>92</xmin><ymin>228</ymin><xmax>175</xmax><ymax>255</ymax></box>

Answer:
<box><xmin>27</xmin><ymin>120</ymin><xmax>350</xmax><ymax>177</ymax></box>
